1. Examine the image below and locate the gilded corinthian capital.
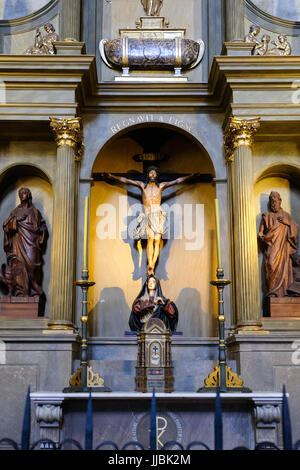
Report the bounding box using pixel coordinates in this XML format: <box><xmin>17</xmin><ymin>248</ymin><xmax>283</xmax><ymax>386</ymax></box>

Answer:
<box><xmin>224</xmin><ymin>117</ymin><xmax>260</xmax><ymax>161</ymax></box>
<box><xmin>50</xmin><ymin>117</ymin><xmax>84</xmax><ymax>161</ymax></box>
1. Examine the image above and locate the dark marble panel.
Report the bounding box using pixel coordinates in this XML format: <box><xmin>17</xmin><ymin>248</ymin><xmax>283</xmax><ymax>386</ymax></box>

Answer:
<box><xmin>62</xmin><ymin>399</ymin><xmax>253</xmax><ymax>450</ymax></box>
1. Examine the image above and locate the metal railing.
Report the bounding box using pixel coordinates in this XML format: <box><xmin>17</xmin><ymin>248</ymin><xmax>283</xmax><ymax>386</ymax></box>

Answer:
<box><xmin>0</xmin><ymin>386</ymin><xmax>297</xmax><ymax>451</ymax></box>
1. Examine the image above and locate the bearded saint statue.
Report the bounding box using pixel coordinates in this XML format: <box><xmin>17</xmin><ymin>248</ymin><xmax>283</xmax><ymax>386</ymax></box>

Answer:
<box><xmin>258</xmin><ymin>191</ymin><xmax>298</xmax><ymax>297</ymax></box>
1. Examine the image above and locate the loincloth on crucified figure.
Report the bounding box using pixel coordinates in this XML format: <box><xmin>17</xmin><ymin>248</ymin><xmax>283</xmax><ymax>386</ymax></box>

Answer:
<box><xmin>133</xmin><ymin>210</ymin><xmax>168</xmax><ymax>240</ymax></box>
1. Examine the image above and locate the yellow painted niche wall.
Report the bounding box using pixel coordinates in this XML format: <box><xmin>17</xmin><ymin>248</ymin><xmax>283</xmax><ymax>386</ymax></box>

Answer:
<box><xmin>89</xmin><ymin>129</ymin><xmax>218</xmax><ymax>337</ymax></box>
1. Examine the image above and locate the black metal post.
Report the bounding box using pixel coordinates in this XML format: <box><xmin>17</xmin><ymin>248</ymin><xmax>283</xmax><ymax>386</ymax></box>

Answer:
<box><xmin>77</xmin><ymin>269</ymin><xmax>94</xmax><ymax>390</ymax></box>
<box><xmin>198</xmin><ymin>268</ymin><xmax>251</xmax><ymax>393</ymax></box>
<box><xmin>214</xmin><ymin>269</ymin><xmax>229</xmax><ymax>391</ymax></box>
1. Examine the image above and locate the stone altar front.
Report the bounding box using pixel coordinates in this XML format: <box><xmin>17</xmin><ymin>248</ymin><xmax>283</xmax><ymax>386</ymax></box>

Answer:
<box><xmin>31</xmin><ymin>391</ymin><xmax>284</xmax><ymax>450</ymax></box>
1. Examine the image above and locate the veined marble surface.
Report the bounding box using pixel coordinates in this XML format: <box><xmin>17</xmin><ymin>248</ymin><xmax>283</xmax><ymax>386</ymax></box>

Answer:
<box><xmin>30</xmin><ymin>391</ymin><xmax>284</xmax><ymax>403</ymax></box>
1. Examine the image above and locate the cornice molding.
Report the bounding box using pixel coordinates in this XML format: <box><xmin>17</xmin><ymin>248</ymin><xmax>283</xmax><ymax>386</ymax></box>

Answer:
<box><xmin>0</xmin><ymin>55</ymin><xmax>97</xmax><ymax>119</ymax></box>
<box><xmin>0</xmin><ymin>55</ymin><xmax>300</xmax><ymax>121</ymax></box>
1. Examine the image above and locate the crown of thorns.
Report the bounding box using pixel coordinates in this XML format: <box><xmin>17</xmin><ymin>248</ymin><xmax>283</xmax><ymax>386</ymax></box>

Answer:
<box><xmin>146</xmin><ymin>166</ymin><xmax>160</xmax><ymax>177</ymax></box>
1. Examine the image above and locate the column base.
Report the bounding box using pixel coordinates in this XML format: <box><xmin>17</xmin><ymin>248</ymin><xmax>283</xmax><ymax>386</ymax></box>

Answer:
<box><xmin>234</xmin><ymin>321</ymin><xmax>269</xmax><ymax>335</ymax></box>
<box><xmin>54</xmin><ymin>41</ymin><xmax>86</xmax><ymax>55</ymax></box>
<box><xmin>47</xmin><ymin>319</ymin><xmax>77</xmax><ymax>332</ymax></box>
<box><xmin>221</xmin><ymin>42</ymin><xmax>254</xmax><ymax>56</ymax></box>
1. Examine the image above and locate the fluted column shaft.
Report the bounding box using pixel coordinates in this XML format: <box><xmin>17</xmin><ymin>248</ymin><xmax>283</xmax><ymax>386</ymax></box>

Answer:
<box><xmin>60</xmin><ymin>0</ymin><xmax>82</xmax><ymax>41</ymax></box>
<box><xmin>48</xmin><ymin>118</ymin><xmax>83</xmax><ymax>329</ymax></box>
<box><xmin>225</xmin><ymin>118</ymin><xmax>262</xmax><ymax>330</ymax></box>
<box><xmin>225</xmin><ymin>0</ymin><xmax>245</xmax><ymax>42</ymax></box>
<box><xmin>226</xmin><ymin>157</ymin><xmax>237</xmax><ymax>327</ymax></box>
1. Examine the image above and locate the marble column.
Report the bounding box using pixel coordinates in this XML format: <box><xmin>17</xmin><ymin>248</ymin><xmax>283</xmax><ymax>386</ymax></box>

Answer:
<box><xmin>60</xmin><ymin>0</ymin><xmax>82</xmax><ymax>41</ymax></box>
<box><xmin>224</xmin><ymin>118</ymin><xmax>262</xmax><ymax>331</ymax></box>
<box><xmin>48</xmin><ymin>118</ymin><xmax>83</xmax><ymax>330</ymax></box>
<box><xmin>225</xmin><ymin>0</ymin><xmax>245</xmax><ymax>42</ymax></box>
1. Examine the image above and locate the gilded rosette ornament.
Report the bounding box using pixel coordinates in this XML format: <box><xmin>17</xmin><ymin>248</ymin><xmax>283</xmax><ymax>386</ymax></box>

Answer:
<box><xmin>50</xmin><ymin>117</ymin><xmax>84</xmax><ymax>161</ymax></box>
<box><xmin>224</xmin><ymin>117</ymin><xmax>260</xmax><ymax>162</ymax></box>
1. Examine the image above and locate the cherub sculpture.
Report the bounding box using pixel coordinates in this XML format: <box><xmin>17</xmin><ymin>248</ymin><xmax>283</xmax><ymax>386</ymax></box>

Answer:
<box><xmin>245</xmin><ymin>25</ymin><xmax>291</xmax><ymax>56</ymax></box>
<box><xmin>25</xmin><ymin>23</ymin><xmax>59</xmax><ymax>55</ymax></box>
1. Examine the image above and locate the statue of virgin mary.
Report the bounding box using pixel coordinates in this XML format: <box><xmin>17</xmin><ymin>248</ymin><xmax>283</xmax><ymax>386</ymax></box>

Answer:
<box><xmin>129</xmin><ymin>274</ymin><xmax>178</xmax><ymax>332</ymax></box>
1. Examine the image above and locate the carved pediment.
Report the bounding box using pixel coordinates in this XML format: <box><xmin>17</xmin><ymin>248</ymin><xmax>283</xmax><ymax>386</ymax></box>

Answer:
<box><xmin>144</xmin><ymin>317</ymin><xmax>168</xmax><ymax>334</ymax></box>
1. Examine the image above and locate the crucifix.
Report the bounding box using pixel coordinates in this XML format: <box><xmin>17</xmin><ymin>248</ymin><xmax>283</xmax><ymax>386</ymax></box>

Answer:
<box><xmin>93</xmin><ymin>159</ymin><xmax>213</xmax><ymax>276</ymax></box>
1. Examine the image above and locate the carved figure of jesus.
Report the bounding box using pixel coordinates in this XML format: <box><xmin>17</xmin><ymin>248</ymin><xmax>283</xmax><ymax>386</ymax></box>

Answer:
<box><xmin>105</xmin><ymin>167</ymin><xmax>196</xmax><ymax>275</ymax></box>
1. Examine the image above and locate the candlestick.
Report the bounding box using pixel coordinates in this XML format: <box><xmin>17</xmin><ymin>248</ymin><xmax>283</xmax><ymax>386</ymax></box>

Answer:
<box><xmin>83</xmin><ymin>196</ymin><xmax>89</xmax><ymax>272</ymax></box>
<box><xmin>214</xmin><ymin>199</ymin><xmax>222</xmax><ymax>269</ymax></box>
<box><xmin>198</xmin><ymin>275</ymin><xmax>251</xmax><ymax>393</ymax></box>
<box><xmin>63</xmin><ymin>272</ymin><xmax>111</xmax><ymax>393</ymax></box>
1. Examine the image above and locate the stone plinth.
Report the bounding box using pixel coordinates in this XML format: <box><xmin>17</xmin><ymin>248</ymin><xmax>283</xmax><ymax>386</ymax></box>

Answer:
<box><xmin>221</xmin><ymin>42</ymin><xmax>255</xmax><ymax>56</ymax></box>
<box><xmin>0</xmin><ymin>331</ymin><xmax>80</xmax><ymax>449</ymax></box>
<box><xmin>269</xmin><ymin>298</ymin><xmax>300</xmax><ymax>318</ymax></box>
<box><xmin>54</xmin><ymin>41</ymin><xmax>86</xmax><ymax>56</ymax></box>
<box><xmin>227</xmin><ymin>332</ymin><xmax>300</xmax><ymax>446</ymax></box>
<box><xmin>0</xmin><ymin>297</ymin><xmax>43</xmax><ymax>319</ymax></box>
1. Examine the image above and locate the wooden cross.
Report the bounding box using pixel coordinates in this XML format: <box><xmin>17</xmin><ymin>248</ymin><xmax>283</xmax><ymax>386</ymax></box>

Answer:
<box><xmin>92</xmin><ymin>172</ymin><xmax>213</xmax><ymax>184</ymax></box>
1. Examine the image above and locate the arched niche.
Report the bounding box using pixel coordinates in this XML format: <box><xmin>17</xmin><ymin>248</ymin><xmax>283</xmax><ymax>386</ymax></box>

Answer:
<box><xmin>0</xmin><ymin>0</ymin><xmax>59</xmax><ymax>55</ymax></box>
<box><xmin>247</xmin><ymin>0</ymin><xmax>300</xmax><ymax>22</ymax></box>
<box><xmin>0</xmin><ymin>0</ymin><xmax>52</xmax><ymax>20</ymax></box>
<box><xmin>0</xmin><ymin>164</ymin><xmax>53</xmax><ymax>318</ymax></box>
<box><xmin>254</xmin><ymin>163</ymin><xmax>300</xmax><ymax>313</ymax></box>
<box><xmin>89</xmin><ymin>124</ymin><xmax>218</xmax><ymax>338</ymax></box>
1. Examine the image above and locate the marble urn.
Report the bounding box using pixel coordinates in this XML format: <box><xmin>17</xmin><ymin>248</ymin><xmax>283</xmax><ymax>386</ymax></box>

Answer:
<box><xmin>100</xmin><ymin>37</ymin><xmax>205</xmax><ymax>76</ymax></box>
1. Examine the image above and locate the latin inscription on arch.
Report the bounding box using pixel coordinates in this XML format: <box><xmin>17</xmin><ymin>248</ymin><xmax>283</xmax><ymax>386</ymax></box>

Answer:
<box><xmin>110</xmin><ymin>114</ymin><xmax>196</xmax><ymax>136</ymax></box>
